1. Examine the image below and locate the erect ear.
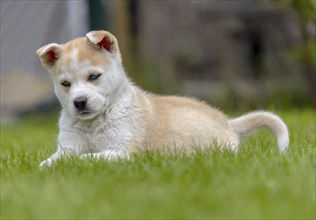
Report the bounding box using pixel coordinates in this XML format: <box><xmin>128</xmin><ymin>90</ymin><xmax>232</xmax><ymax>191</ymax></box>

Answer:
<box><xmin>86</xmin><ymin>30</ymin><xmax>119</xmax><ymax>54</ymax></box>
<box><xmin>36</xmin><ymin>43</ymin><xmax>62</xmax><ymax>69</ymax></box>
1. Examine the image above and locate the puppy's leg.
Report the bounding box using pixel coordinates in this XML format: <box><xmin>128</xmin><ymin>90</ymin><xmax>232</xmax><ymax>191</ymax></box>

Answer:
<box><xmin>40</xmin><ymin>131</ymin><xmax>86</xmax><ymax>167</ymax></box>
<box><xmin>80</xmin><ymin>148</ymin><xmax>130</xmax><ymax>161</ymax></box>
<box><xmin>39</xmin><ymin>150</ymin><xmax>65</xmax><ymax>167</ymax></box>
<box><xmin>39</xmin><ymin>146</ymin><xmax>77</xmax><ymax>167</ymax></box>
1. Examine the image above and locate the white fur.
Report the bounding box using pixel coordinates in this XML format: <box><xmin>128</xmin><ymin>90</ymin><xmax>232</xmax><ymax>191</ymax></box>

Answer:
<box><xmin>40</xmin><ymin>49</ymin><xmax>136</xmax><ymax>166</ymax></box>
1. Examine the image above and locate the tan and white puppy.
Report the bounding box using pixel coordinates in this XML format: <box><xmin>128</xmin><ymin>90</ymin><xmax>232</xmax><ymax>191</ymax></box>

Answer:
<box><xmin>36</xmin><ymin>30</ymin><xmax>289</xmax><ymax>167</ymax></box>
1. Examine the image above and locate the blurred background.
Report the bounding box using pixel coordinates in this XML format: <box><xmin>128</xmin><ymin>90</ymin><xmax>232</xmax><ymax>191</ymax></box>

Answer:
<box><xmin>0</xmin><ymin>0</ymin><xmax>315</xmax><ymax>123</ymax></box>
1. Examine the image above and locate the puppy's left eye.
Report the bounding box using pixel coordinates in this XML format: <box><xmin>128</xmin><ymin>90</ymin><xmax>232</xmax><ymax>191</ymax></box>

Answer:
<box><xmin>88</xmin><ymin>73</ymin><xmax>101</xmax><ymax>81</ymax></box>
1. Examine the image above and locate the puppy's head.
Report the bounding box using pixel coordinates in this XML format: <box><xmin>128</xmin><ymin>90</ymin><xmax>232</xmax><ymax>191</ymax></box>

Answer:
<box><xmin>36</xmin><ymin>30</ymin><xmax>125</xmax><ymax>120</ymax></box>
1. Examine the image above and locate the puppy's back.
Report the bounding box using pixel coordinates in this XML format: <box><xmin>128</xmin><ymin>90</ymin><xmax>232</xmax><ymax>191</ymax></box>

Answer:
<box><xmin>140</xmin><ymin>94</ymin><xmax>238</xmax><ymax>151</ymax></box>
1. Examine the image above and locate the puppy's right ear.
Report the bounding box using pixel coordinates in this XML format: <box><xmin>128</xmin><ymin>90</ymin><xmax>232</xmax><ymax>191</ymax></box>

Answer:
<box><xmin>36</xmin><ymin>43</ymin><xmax>62</xmax><ymax>69</ymax></box>
<box><xmin>86</xmin><ymin>30</ymin><xmax>120</xmax><ymax>54</ymax></box>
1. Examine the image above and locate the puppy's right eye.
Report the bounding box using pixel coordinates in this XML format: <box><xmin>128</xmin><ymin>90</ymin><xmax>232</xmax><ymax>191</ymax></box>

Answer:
<box><xmin>61</xmin><ymin>81</ymin><xmax>71</xmax><ymax>87</ymax></box>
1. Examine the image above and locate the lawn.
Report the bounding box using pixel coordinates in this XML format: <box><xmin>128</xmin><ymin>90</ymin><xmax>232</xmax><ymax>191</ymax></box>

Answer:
<box><xmin>0</xmin><ymin>109</ymin><xmax>315</xmax><ymax>219</ymax></box>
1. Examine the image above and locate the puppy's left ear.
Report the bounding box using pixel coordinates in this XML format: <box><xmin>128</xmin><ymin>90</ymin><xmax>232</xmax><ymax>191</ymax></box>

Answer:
<box><xmin>36</xmin><ymin>43</ymin><xmax>62</xmax><ymax>69</ymax></box>
<box><xmin>86</xmin><ymin>30</ymin><xmax>120</xmax><ymax>54</ymax></box>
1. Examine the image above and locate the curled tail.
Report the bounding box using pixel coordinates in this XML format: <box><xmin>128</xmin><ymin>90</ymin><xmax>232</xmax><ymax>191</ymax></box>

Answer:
<box><xmin>229</xmin><ymin>111</ymin><xmax>289</xmax><ymax>151</ymax></box>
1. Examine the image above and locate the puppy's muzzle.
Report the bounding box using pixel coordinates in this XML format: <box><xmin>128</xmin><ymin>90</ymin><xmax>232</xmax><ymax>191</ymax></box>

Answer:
<box><xmin>74</xmin><ymin>97</ymin><xmax>88</xmax><ymax>111</ymax></box>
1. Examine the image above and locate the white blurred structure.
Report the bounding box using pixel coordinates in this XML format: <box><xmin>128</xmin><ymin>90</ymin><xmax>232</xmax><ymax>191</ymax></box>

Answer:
<box><xmin>0</xmin><ymin>1</ymin><xmax>88</xmax><ymax>121</ymax></box>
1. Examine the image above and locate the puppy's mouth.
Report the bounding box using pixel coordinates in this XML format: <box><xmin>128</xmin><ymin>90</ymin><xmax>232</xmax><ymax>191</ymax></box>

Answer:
<box><xmin>79</xmin><ymin>111</ymin><xmax>91</xmax><ymax>116</ymax></box>
<box><xmin>76</xmin><ymin>109</ymin><xmax>98</xmax><ymax>120</ymax></box>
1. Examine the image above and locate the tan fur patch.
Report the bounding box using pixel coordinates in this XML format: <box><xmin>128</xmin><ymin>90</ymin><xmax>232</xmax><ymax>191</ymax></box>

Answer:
<box><xmin>54</xmin><ymin>38</ymin><xmax>111</xmax><ymax>74</ymax></box>
<box><xmin>129</xmin><ymin>92</ymin><xmax>239</xmax><ymax>153</ymax></box>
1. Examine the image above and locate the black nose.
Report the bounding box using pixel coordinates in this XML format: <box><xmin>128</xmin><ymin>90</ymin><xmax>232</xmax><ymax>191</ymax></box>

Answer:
<box><xmin>74</xmin><ymin>97</ymin><xmax>87</xmax><ymax>111</ymax></box>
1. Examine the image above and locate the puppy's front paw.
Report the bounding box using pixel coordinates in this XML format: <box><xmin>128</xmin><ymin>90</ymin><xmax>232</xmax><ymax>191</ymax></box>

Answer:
<box><xmin>80</xmin><ymin>153</ymin><xmax>98</xmax><ymax>159</ymax></box>
<box><xmin>39</xmin><ymin>158</ymin><xmax>52</xmax><ymax>167</ymax></box>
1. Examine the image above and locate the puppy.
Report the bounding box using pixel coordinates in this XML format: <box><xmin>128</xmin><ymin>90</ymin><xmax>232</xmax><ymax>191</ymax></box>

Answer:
<box><xmin>36</xmin><ymin>30</ymin><xmax>289</xmax><ymax>167</ymax></box>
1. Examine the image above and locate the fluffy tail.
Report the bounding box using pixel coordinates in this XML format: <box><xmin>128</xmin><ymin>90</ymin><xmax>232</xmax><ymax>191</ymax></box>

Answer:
<box><xmin>228</xmin><ymin>111</ymin><xmax>289</xmax><ymax>151</ymax></box>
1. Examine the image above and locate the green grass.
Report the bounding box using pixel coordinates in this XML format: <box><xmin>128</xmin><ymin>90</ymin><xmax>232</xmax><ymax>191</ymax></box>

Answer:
<box><xmin>1</xmin><ymin>109</ymin><xmax>315</xmax><ymax>219</ymax></box>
